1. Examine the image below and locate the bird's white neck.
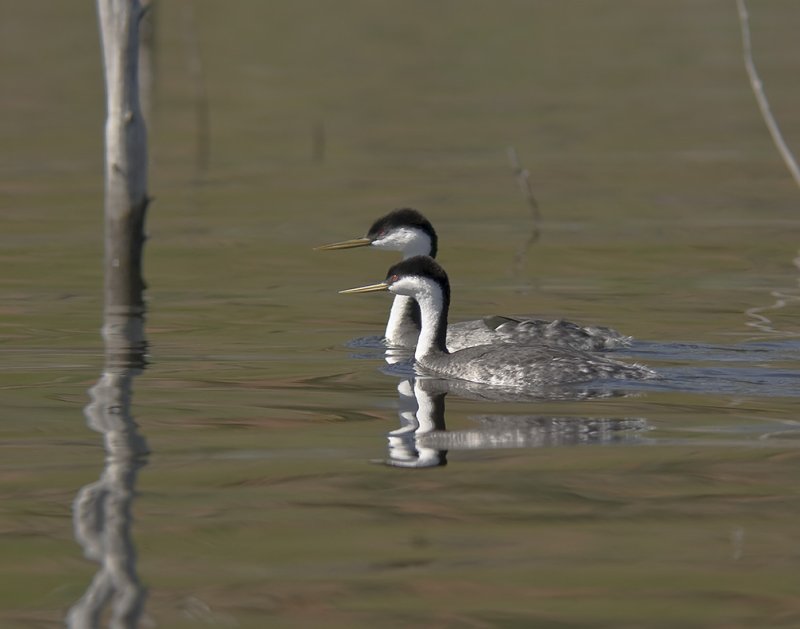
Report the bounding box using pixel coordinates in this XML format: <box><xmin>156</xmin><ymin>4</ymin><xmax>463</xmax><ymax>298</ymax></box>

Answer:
<box><xmin>385</xmin><ymin>295</ymin><xmax>419</xmax><ymax>348</ymax></box>
<box><xmin>383</xmin><ymin>247</ymin><xmax>431</xmax><ymax>346</ymax></box>
<box><xmin>410</xmin><ymin>282</ymin><xmax>448</xmax><ymax>362</ymax></box>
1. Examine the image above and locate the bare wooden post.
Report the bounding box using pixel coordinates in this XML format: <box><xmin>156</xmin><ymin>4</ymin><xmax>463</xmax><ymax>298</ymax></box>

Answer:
<box><xmin>68</xmin><ymin>4</ymin><xmax>152</xmax><ymax>626</ymax></box>
<box><xmin>97</xmin><ymin>0</ymin><xmax>149</xmax><ymax>315</ymax></box>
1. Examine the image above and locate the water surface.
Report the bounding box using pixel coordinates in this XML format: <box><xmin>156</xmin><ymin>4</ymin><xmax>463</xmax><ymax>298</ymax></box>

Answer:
<box><xmin>2</xmin><ymin>1</ymin><xmax>800</xmax><ymax>627</ymax></box>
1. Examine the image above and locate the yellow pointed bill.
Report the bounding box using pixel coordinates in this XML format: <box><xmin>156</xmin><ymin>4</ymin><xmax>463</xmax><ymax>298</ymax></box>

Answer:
<box><xmin>339</xmin><ymin>282</ymin><xmax>389</xmax><ymax>294</ymax></box>
<box><xmin>314</xmin><ymin>237</ymin><xmax>372</xmax><ymax>251</ymax></box>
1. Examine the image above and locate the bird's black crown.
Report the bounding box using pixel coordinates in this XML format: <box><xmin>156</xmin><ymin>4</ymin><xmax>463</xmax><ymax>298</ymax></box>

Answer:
<box><xmin>385</xmin><ymin>255</ymin><xmax>449</xmax><ymax>294</ymax></box>
<box><xmin>367</xmin><ymin>208</ymin><xmax>438</xmax><ymax>258</ymax></box>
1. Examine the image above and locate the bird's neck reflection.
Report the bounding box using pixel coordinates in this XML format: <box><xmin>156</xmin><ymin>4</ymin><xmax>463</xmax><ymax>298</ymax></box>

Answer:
<box><xmin>382</xmin><ymin>378</ymin><xmax>448</xmax><ymax>468</ymax></box>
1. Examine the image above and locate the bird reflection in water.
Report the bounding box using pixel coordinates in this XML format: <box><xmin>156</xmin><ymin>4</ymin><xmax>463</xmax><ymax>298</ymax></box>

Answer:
<box><xmin>378</xmin><ymin>373</ymin><xmax>649</xmax><ymax>469</ymax></box>
<box><xmin>67</xmin><ymin>306</ymin><xmax>149</xmax><ymax>628</ymax></box>
<box><xmin>380</xmin><ymin>378</ymin><xmax>449</xmax><ymax>468</ymax></box>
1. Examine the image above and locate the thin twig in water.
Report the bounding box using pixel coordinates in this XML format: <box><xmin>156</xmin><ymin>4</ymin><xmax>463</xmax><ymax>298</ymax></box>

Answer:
<box><xmin>182</xmin><ymin>0</ymin><xmax>209</xmax><ymax>179</ymax></box>
<box><xmin>138</xmin><ymin>0</ymin><xmax>156</xmax><ymax>131</ymax></box>
<box><xmin>507</xmin><ymin>146</ymin><xmax>541</xmax><ymax>278</ymax></box>
<box><xmin>744</xmin><ymin>250</ymin><xmax>800</xmax><ymax>336</ymax></box>
<box><xmin>736</xmin><ymin>0</ymin><xmax>800</xmax><ymax>188</ymax></box>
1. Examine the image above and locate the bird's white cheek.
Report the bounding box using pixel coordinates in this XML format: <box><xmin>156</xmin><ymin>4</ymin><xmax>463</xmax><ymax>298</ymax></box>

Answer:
<box><xmin>371</xmin><ymin>239</ymin><xmax>392</xmax><ymax>251</ymax></box>
<box><xmin>373</xmin><ymin>233</ymin><xmax>406</xmax><ymax>251</ymax></box>
<box><xmin>390</xmin><ymin>278</ymin><xmax>419</xmax><ymax>297</ymax></box>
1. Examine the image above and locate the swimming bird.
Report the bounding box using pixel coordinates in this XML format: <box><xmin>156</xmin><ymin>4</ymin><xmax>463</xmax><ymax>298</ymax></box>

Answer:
<box><xmin>340</xmin><ymin>256</ymin><xmax>656</xmax><ymax>389</ymax></box>
<box><xmin>317</xmin><ymin>208</ymin><xmax>630</xmax><ymax>351</ymax></box>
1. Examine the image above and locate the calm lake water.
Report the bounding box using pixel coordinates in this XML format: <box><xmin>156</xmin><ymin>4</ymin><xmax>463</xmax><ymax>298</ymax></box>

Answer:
<box><xmin>3</xmin><ymin>1</ymin><xmax>800</xmax><ymax>627</ymax></box>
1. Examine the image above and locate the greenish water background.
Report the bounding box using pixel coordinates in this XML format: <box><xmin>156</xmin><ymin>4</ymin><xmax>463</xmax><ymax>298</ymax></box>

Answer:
<box><xmin>2</xmin><ymin>1</ymin><xmax>800</xmax><ymax>627</ymax></box>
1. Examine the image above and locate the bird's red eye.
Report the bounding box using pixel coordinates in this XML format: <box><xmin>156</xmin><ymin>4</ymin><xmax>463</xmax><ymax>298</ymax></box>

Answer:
<box><xmin>390</xmin><ymin>274</ymin><xmax>399</xmax><ymax>283</ymax></box>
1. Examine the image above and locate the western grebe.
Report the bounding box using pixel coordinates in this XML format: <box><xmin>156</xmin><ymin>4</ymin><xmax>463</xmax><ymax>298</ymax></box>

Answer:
<box><xmin>318</xmin><ymin>208</ymin><xmax>630</xmax><ymax>351</ymax></box>
<box><xmin>340</xmin><ymin>256</ymin><xmax>656</xmax><ymax>389</ymax></box>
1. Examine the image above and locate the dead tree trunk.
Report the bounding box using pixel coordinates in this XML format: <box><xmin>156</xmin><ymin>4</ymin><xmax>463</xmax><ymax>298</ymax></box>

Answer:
<box><xmin>67</xmin><ymin>5</ymin><xmax>152</xmax><ymax>626</ymax></box>
<box><xmin>70</xmin><ymin>7</ymin><xmax>151</xmax><ymax>625</ymax></box>
<box><xmin>97</xmin><ymin>0</ymin><xmax>149</xmax><ymax>315</ymax></box>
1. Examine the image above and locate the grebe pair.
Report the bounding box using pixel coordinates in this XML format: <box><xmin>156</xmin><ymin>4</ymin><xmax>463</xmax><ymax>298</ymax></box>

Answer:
<box><xmin>318</xmin><ymin>208</ymin><xmax>631</xmax><ymax>352</ymax></box>
<box><xmin>340</xmin><ymin>255</ymin><xmax>656</xmax><ymax>388</ymax></box>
